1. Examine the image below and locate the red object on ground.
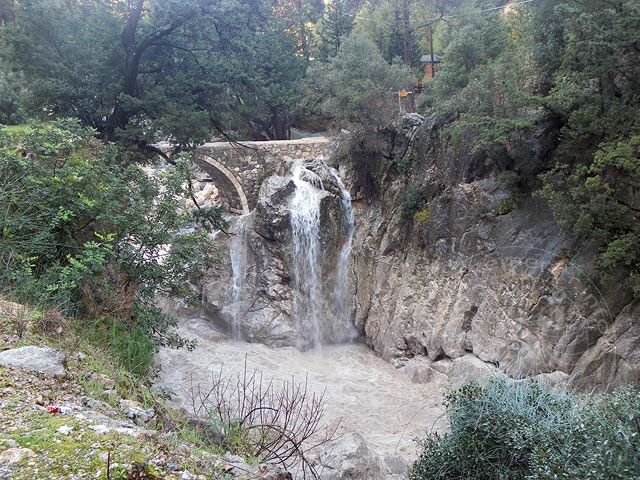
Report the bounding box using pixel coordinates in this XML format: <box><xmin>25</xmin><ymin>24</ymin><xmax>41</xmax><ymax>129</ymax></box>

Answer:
<box><xmin>46</xmin><ymin>406</ymin><xmax>59</xmax><ymax>413</ymax></box>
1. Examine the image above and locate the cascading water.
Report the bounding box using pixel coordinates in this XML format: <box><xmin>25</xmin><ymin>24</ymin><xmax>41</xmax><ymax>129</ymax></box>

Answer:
<box><xmin>290</xmin><ymin>162</ymin><xmax>324</xmax><ymax>349</ymax></box>
<box><xmin>330</xmin><ymin>167</ymin><xmax>356</xmax><ymax>340</ymax></box>
<box><xmin>229</xmin><ymin>214</ymin><xmax>250</xmax><ymax>340</ymax></box>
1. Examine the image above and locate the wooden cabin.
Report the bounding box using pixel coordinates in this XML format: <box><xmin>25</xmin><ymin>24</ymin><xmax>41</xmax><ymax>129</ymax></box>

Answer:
<box><xmin>420</xmin><ymin>54</ymin><xmax>442</xmax><ymax>79</ymax></box>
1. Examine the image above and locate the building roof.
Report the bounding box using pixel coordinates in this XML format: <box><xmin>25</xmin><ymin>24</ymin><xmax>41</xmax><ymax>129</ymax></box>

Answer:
<box><xmin>420</xmin><ymin>54</ymin><xmax>442</xmax><ymax>63</ymax></box>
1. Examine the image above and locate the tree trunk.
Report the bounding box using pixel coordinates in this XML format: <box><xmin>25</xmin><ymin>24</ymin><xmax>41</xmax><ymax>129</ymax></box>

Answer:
<box><xmin>104</xmin><ymin>0</ymin><xmax>146</xmax><ymax>142</ymax></box>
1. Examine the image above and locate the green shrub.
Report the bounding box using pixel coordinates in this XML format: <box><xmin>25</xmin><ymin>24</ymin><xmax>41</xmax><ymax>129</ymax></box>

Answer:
<box><xmin>0</xmin><ymin>119</ymin><xmax>226</xmax><ymax>352</ymax></box>
<box><xmin>410</xmin><ymin>378</ymin><xmax>640</xmax><ymax>480</ymax></box>
<box><xmin>497</xmin><ymin>197</ymin><xmax>515</xmax><ymax>215</ymax></box>
<box><xmin>402</xmin><ymin>183</ymin><xmax>423</xmax><ymax>217</ymax></box>
<box><xmin>414</xmin><ymin>207</ymin><xmax>430</xmax><ymax>225</ymax></box>
<box><xmin>0</xmin><ymin>74</ymin><xmax>25</xmax><ymax>126</ymax></box>
<box><xmin>472</xmin><ymin>201</ymin><xmax>491</xmax><ymax>221</ymax></box>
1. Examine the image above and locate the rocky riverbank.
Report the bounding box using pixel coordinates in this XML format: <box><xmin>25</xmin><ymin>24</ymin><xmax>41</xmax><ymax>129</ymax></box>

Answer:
<box><xmin>0</xmin><ymin>303</ymin><xmax>292</xmax><ymax>480</ymax></box>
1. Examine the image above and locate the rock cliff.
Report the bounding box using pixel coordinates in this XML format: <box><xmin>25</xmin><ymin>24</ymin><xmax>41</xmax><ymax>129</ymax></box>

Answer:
<box><xmin>342</xmin><ymin>114</ymin><xmax>639</xmax><ymax>391</ymax></box>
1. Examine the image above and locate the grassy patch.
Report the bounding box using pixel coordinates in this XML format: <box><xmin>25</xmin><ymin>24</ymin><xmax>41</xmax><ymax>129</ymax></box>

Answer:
<box><xmin>10</xmin><ymin>415</ymin><xmax>151</xmax><ymax>480</ymax></box>
<box><xmin>1</xmin><ymin>124</ymin><xmax>30</xmax><ymax>134</ymax></box>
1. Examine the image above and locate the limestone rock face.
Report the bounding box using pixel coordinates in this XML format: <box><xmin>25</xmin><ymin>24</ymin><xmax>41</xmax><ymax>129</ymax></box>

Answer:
<box><xmin>345</xmin><ymin>115</ymin><xmax>639</xmax><ymax>391</ymax></box>
<box><xmin>0</xmin><ymin>346</ymin><xmax>66</xmax><ymax>375</ymax></box>
<box><xmin>172</xmin><ymin>159</ymin><xmax>355</xmax><ymax>349</ymax></box>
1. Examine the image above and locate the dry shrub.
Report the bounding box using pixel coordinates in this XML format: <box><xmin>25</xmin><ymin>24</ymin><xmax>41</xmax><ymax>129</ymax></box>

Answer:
<box><xmin>37</xmin><ymin>307</ymin><xmax>70</xmax><ymax>335</ymax></box>
<box><xmin>189</xmin><ymin>360</ymin><xmax>339</xmax><ymax>479</ymax></box>
<box><xmin>79</xmin><ymin>266</ymin><xmax>137</xmax><ymax>324</ymax></box>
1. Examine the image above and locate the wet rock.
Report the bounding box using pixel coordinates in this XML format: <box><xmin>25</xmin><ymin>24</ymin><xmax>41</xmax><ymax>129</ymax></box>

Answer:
<box><xmin>311</xmin><ymin>432</ymin><xmax>409</xmax><ymax>480</ymax></box>
<box><xmin>120</xmin><ymin>399</ymin><xmax>155</xmax><ymax>423</ymax></box>
<box><xmin>0</xmin><ymin>447</ymin><xmax>36</xmax><ymax>464</ymax></box>
<box><xmin>0</xmin><ymin>346</ymin><xmax>66</xmax><ymax>375</ymax></box>
<box><xmin>165</xmin><ymin>158</ymin><xmax>355</xmax><ymax>349</ymax></box>
<box><xmin>349</xmin><ymin>122</ymin><xmax>640</xmax><ymax>390</ymax></box>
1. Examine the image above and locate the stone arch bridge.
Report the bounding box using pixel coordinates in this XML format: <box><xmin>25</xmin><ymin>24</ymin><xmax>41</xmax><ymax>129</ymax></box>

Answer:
<box><xmin>188</xmin><ymin>137</ymin><xmax>331</xmax><ymax>215</ymax></box>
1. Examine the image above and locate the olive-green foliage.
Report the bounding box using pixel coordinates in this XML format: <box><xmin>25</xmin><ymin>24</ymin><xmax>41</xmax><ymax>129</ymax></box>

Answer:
<box><xmin>0</xmin><ymin>73</ymin><xmax>25</xmax><ymax>126</ymax></box>
<box><xmin>0</xmin><ymin>119</ymin><xmax>226</xmax><ymax>352</ymax></box>
<box><xmin>4</xmin><ymin>0</ymin><xmax>312</xmax><ymax>144</ymax></box>
<box><xmin>316</xmin><ymin>0</ymin><xmax>354</xmax><ymax>61</ymax></box>
<box><xmin>414</xmin><ymin>207</ymin><xmax>430</xmax><ymax>225</ymax></box>
<box><xmin>540</xmin><ymin>136</ymin><xmax>640</xmax><ymax>286</ymax></box>
<box><xmin>410</xmin><ymin>378</ymin><xmax>640</xmax><ymax>480</ymax></box>
<box><xmin>402</xmin><ymin>182</ymin><xmax>424</xmax><ymax>217</ymax></box>
<box><xmin>308</xmin><ymin>30</ymin><xmax>411</xmax><ymax>137</ymax></box>
<box><xmin>497</xmin><ymin>197</ymin><xmax>515</xmax><ymax>216</ymax></box>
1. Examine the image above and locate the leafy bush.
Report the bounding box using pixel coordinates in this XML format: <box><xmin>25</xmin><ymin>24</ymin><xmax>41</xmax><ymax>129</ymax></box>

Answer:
<box><xmin>497</xmin><ymin>197</ymin><xmax>515</xmax><ymax>216</ymax></box>
<box><xmin>402</xmin><ymin>183</ymin><xmax>424</xmax><ymax>218</ymax></box>
<box><xmin>414</xmin><ymin>207</ymin><xmax>430</xmax><ymax>225</ymax></box>
<box><xmin>0</xmin><ymin>119</ymin><xmax>226</xmax><ymax>356</ymax></box>
<box><xmin>410</xmin><ymin>378</ymin><xmax>640</xmax><ymax>480</ymax></box>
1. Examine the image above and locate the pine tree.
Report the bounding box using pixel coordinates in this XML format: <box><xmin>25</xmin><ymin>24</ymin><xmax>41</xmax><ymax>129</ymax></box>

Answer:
<box><xmin>317</xmin><ymin>0</ymin><xmax>354</xmax><ymax>61</ymax></box>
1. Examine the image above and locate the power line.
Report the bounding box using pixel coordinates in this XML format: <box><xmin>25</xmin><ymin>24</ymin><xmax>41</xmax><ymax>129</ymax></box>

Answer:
<box><xmin>353</xmin><ymin>0</ymin><xmax>536</xmax><ymax>25</ymax></box>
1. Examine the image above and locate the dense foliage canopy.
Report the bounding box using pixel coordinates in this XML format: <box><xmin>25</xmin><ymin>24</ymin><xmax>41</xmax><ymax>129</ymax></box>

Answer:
<box><xmin>423</xmin><ymin>0</ymin><xmax>640</xmax><ymax>293</ymax></box>
<box><xmin>2</xmin><ymin>0</ymin><xmax>317</xmax><ymax>148</ymax></box>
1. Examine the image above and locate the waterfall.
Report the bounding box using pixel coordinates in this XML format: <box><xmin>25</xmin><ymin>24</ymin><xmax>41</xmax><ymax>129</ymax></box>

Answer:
<box><xmin>290</xmin><ymin>162</ymin><xmax>325</xmax><ymax>349</ymax></box>
<box><xmin>330</xmin><ymin>167</ymin><xmax>355</xmax><ymax>340</ymax></box>
<box><xmin>229</xmin><ymin>214</ymin><xmax>250</xmax><ymax>340</ymax></box>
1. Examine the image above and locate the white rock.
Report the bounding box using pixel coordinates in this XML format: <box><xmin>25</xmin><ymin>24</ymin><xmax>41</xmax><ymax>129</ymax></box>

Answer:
<box><xmin>0</xmin><ymin>346</ymin><xmax>66</xmax><ymax>375</ymax></box>
<box><xmin>0</xmin><ymin>447</ymin><xmax>36</xmax><ymax>464</ymax></box>
<box><xmin>89</xmin><ymin>425</ymin><xmax>109</xmax><ymax>434</ymax></box>
<box><xmin>57</xmin><ymin>425</ymin><xmax>74</xmax><ymax>435</ymax></box>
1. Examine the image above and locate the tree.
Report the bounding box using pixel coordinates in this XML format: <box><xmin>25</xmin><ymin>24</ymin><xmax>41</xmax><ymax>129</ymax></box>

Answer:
<box><xmin>308</xmin><ymin>30</ymin><xmax>410</xmax><ymax>136</ymax></box>
<box><xmin>4</xmin><ymin>0</ymin><xmax>312</xmax><ymax>150</ymax></box>
<box><xmin>0</xmin><ymin>0</ymin><xmax>14</xmax><ymax>25</ymax></box>
<box><xmin>0</xmin><ymin>120</ymin><xmax>226</xmax><ymax>365</ymax></box>
<box><xmin>425</xmin><ymin>0</ymin><xmax>640</xmax><ymax>292</ymax></box>
<box><xmin>221</xmin><ymin>15</ymin><xmax>311</xmax><ymax>140</ymax></box>
<box><xmin>317</xmin><ymin>0</ymin><xmax>356</xmax><ymax>61</ymax></box>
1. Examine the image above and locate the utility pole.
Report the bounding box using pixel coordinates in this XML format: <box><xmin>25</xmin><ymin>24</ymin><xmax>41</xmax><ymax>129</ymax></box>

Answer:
<box><xmin>402</xmin><ymin>0</ymin><xmax>415</xmax><ymax>111</ymax></box>
<box><xmin>429</xmin><ymin>23</ymin><xmax>435</xmax><ymax>78</ymax></box>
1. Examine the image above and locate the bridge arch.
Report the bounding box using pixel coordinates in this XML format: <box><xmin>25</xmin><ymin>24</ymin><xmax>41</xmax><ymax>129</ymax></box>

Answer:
<box><xmin>194</xmin><ymin>153</ymin><xmax>250</xmax><ymax>215</ymax></box>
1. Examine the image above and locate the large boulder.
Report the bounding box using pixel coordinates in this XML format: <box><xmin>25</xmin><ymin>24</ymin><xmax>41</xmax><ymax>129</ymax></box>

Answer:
<box><xmin>0</xmin><ymin>346</ymin><xmax>66</xmax><ymax>375</ymax></box>
<box><xmin>311</xmin><ymin>432</ymin><xmax>410</xmax><ymax>480</ymax></box>
<box><xmin>0</xmin><ymin>448</ymin><xmax>36</xmax><ymax>465</ymax></box>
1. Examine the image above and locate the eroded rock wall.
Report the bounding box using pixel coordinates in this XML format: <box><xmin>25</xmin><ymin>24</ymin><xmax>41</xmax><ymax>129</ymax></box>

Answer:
<box><xmin>343</xmin><ymin>115</ymin><xmax>639</xmax><ymax>391</ymax></box>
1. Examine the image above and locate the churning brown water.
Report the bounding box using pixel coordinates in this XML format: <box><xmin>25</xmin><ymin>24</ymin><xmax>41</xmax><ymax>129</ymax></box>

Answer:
<box><xmin>155</xmin><ymin>317</ymin><xmax>446</xmax><ymax>459</ymax></box>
